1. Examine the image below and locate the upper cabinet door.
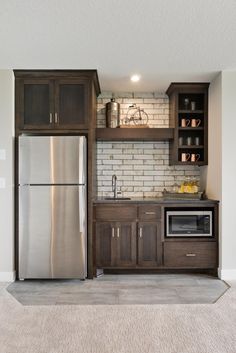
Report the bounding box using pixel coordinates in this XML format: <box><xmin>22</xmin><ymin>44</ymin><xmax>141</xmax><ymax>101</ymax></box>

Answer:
<box><xmin>55</xmin><ymin>79</ymin><xmax>89</xmax><ymax>129</ymax></box>
<box><xmin>19</xmin><ymin>79</ymin><xmax>54</xmax><ymax>129</ymax></box>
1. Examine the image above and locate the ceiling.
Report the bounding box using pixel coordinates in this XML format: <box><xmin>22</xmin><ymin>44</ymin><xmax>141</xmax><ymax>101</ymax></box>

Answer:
<box><xmin>1</xmin><ymin>0</ymin><xmax>236</xmax><ymax>92</ymax></box>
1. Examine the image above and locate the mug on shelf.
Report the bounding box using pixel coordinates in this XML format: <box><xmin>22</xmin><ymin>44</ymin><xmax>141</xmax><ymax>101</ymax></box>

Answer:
<box><xmin>191</xmin><ymin>153</ymin><xmax>200</xmax><ymax>162</ymax></box>
<box><xmin>181</xmin><ymin>153</ymin><xmax>191</xmax><ymax>162</ymax></box>
<box><xmin>186</xmin><ymin>136</ymin><xmax>192</xmax><ymax>146</ymax></box>
<box><xmin>194</xmin><ymin>136</ymin><xmax>200</xmax><ymax>145</ymax></box>
<box><xmin>190</xmin><ymin>101</ymin><xmax>196</xmax><ymax>111</ymax></box>
<box><xmin>181</xmin><ymin>118</ymin><xmax>191</xmax><ymax>127</ymax></box>
<box><xmin>179</xmin><ymin>136</ymin><xmax>184</xmax><ymax>146</ymax></box>
<box><xmin>191</xmin><ymin>119</ymin><xmax>201</xmax><ymax>127</ymax></box>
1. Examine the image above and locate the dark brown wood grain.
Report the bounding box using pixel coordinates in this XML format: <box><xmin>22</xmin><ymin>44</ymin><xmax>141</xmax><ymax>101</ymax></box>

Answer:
<box><xmin>138</xmin><ymin>222</ymin><xmax>162</xmax><ymax>267</ymax></box>
<box><xmin>138</xmin><ymin>205</ymin><xmax>161</xmax><ymax>221</ymax></box>
<box><xmin>166</xmin><ymin>83</ymin><xmax>209</xmax><ymax>166</ymax></box>
<box><xmin>164</xmin><ymin>242</ymin><xmax>217</xmax><ymax>268</ymax></box>
<box><xmin>96</xmin><ymin>128</ymin><xmax>174</xmax><ymax>141</ymax></box>
<box><xmin>94</xmin><ymin>205</ymin><xmax>137</xmax><ymax>221</ymax></box>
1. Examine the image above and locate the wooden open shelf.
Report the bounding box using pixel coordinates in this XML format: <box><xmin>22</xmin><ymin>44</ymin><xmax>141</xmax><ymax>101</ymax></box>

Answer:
<box><xmin>96</xmin><ymin>128</ymin><xmax>174</xmax><ymax>141</ymax></box>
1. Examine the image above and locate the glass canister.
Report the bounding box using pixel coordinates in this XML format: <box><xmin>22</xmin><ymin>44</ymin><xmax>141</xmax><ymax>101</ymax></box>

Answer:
<box><xmin>106</xmin><ymin>98</ymin><xmax>120</xmax><ymax>128</ymax></box>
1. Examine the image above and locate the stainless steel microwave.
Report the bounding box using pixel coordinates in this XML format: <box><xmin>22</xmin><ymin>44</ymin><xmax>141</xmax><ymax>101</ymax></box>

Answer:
<box><xmin>166</xmin><ymin>210</ymin><xmax>212</xmax><ymax>237</ymax></box>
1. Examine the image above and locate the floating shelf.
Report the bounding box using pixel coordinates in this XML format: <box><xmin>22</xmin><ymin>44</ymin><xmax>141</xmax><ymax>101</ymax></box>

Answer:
<box><xmin>178</xmin><ymin>110</ymin><xmax>204</xmax><ymax>114</ymax></box>
<box><xmin>96</xmin><ymin>128</ymin><xmax>174</xmax><ymax>141</ymax></box>
<box><xmin>178</xmin><ymin>145</ymin><xmax>204</xmax><ymax>149</ymax></box>
<box><xmin>178</xmin><ymin>127</ymin><xmax>204</xmax><ymax>131</ymax></box>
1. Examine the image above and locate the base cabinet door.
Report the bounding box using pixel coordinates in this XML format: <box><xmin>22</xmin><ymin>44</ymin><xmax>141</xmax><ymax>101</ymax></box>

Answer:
<box><xmin>116</xmin><ymin>222</ymin><xmax>137</xmax><ymax>267</ymax></box>
<box><xmin>138</xmin><ymin>222</ymin><xmax>162</xmax><ymax>267</ymax></box>
<box><xmin>96</xmin><ymin>222</ymin><xmax>116</xmax><ymax>267</ymax></box>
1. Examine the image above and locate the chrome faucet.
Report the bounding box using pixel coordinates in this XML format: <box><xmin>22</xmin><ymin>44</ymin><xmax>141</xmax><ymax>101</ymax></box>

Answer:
<box><xmin>112</xmin><ymin>174</ymin><xmax>117</xmax><ymax>199</ymax></box>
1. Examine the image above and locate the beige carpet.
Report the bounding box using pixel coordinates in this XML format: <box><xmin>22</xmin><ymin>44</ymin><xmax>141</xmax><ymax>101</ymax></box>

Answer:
<box><xmin>0</xmin><ymin>281</ymin><xmax>236</xmax><ymax>353</ymax></box>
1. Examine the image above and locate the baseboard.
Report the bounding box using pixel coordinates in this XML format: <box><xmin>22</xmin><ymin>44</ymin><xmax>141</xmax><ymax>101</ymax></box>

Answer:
<box><xmin>218</xmin><ymin>268</ymin><xmax>236</xmax><ymax>280</ymax></box>
<box><xmin>0</xmin><ymin>271</ymin><xmax>16</xmax><ymax>282</ymax></box>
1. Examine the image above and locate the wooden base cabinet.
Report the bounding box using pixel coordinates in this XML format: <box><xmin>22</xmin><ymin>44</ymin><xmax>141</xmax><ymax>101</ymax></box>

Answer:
<box><xmin>94</xmin><ymin>204</ymin><xmax>163</xmax><ymax>270</ymax></box>
<box><xmin>138</xmin><ymin>222</ymin><xmax>162</xmax><ymax>267</ymax></box>
<box><xmin>94</xmin><ymin>202</ymin><xmax>219</xmax><ymax>274</ymax></box>
<box><xmin>96</xmin><ymin>221</ymin><xmax>136</xmax><ymax>268</ymax></box>
<box><xmin>164</xmin><ymin>241</ymin><xmax>217</xmax><ymax>269</ymax></box>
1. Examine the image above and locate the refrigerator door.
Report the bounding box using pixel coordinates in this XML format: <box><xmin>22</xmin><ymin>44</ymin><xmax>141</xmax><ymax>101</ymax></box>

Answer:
<box><xmin>19</xmin><ymin>136</ymin><xmax>86</xmax><ymax>185</ymax></box>
<box><xmin>19</xmin><ymin>185</ymin><xmax>87</xmax><ymax>279</ymax></box>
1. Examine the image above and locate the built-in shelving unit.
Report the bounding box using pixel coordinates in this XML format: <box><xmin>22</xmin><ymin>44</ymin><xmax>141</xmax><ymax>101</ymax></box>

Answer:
<box><xmin>166</xmin><ymin>82</ymin><xmax>209</xmax><ymax>166</ymax></box>
<box><xmin>96</xmin><ymin>128</ymin><xmax>174</xmax><ymax>141</ymax></box>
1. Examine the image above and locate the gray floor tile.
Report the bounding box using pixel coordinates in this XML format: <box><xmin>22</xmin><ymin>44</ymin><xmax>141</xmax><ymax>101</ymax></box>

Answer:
<box><xmin>6</xmin><ymin>274</ymin><xmax>229</xmax><ymax>306</ymax></box>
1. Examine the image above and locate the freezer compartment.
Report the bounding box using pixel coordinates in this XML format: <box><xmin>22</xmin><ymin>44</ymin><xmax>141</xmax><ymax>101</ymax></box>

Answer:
<box><xmin>19</xmin><ymin>185</ymin><xmax>87</xmax><ymax>279</ymax></box>
<box><xmin>19</xmin><ymin>136</ymin><xmax>86</xmax><ymax>185</ymax></box>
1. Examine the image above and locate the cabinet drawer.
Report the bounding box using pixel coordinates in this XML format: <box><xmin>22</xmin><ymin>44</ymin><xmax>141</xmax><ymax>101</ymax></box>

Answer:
<box><xmin>95</xmin><ymin>205</ymin><xmax>137</xmax><ymax>221</ymax></box>
<box><xmin>164</xmin><ymin>242</ymin><xmax>217</xmax><ymax>268</ymax></box>
<box><xmin>138</xmin><ymin>205</ymin><xmax>161</xmax><ymax>221</ymax></box>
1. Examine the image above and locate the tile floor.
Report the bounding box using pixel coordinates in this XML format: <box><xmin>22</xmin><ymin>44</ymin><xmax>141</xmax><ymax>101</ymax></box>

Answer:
<box><xmin>7</xmin><ymin>274</ymin><xmax>229</xmax><ymax>305</ymax></box>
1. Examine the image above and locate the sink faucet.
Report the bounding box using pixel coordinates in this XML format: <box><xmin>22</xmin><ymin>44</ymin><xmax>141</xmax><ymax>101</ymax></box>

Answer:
<box><xmin>112</xmin><ymin>174</ymin><xmax>117</xmax><ymax>198</ymax></box>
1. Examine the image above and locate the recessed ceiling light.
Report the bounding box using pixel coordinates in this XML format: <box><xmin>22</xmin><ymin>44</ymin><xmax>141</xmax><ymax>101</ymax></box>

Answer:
<box><xmin>131</xmin><ymin>74</ymin><xmax>141</xmax><ymax>82</ymax></box>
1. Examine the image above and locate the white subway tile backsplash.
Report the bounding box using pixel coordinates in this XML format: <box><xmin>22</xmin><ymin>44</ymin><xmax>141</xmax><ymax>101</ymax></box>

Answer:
<box><xmin>96</xmin><ymin>92</ymin><xmax>200</xmax><ymax>198</ymax></box>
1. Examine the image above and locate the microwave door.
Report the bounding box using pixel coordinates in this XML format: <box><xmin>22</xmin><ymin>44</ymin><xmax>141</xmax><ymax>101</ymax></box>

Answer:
<box><xmin>166</xmin><ymin>211</ymin><xmax>212</xmax><ymax>237</ymax></box>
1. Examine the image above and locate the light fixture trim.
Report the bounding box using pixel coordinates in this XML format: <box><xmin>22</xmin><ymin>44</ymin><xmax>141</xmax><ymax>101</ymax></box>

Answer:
<box><xmin>130</xmin><ymin>74</ymin><xmax>141</xmax><ymax>82</ymax></box>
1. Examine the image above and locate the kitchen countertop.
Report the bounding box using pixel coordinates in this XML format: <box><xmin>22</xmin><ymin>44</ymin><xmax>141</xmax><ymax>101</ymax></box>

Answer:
<box><xmin>94</xmin><ymin>197</ymin><xmax>219</xmax><ymax>204</ymax></box>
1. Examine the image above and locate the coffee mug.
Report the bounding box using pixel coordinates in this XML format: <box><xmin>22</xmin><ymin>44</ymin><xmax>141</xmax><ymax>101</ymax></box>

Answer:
<box><xmin>191</xmin><ymin>119</ymin><xmax>201</xmax><ymax>127</ymax></box>
<box><xmin>191</xmin><ymin>101</ymin><xmax>196</xmax><ymax>111</ymax></box>
<box><xmin>181</xmin><ymin>119</ymin><xmax>190</xmax><ymax>127</ymax></box>
<box><xmin>191</xmin><ymin>153</ymin><xmax>200</xmax><ymax>162</ymax></box>
<box><xmin>179</xmin><ymin>137</ymin><xmax>184</xmax><ymax>146</ymax></box>
<box><xmin>186</xmin><ymin>136</ymin><xmax>192</xmax><ymax>146</ymax></box>
<box><xmin>181</xmin><ymin>153</ymin><xmax>191</xmax><ymax>162</ymax></box>
<box><xmin>194</xmin><ymin>136</ymin><xmax>200</xmax><ymax>145</ymax></box>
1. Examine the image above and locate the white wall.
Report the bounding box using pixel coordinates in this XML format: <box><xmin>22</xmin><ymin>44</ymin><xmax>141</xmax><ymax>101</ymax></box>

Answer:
<box><xmin>203</xmin><ymin>71</ymin><xmax>236</xmax><ymax>279</ymax></box>
<box><xmin>0</xmin><ymin>70</ymin><xmax>15</xmax><ymax>281</ymax></box>
<box><xmin>201</xmin><ymin>74</ymin><xmax>222</xmax><ymax>269</ymax></box>
<box><xmin>220</xmin><ymin>71</ymin><xmax>236</xmax><ymax>279</ymax></box>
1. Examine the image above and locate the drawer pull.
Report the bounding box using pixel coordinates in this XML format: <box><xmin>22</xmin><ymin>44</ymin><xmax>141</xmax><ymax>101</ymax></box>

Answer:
<box><xmin>112</xmin><ymin>228</ymin><xmax>115</xmax><ymax>238</ymax></box>
<box><xmin>145</xmin><ymin>212</ymin><xmax>156</xmax><ymax>215</ymax></box>
<box><xmin>186</xmin><ymin>253</ymin><xmax>196</xmax><ymax>257</ymax></box>
<box><xmin>117</xmin><ymin>228</ymin><xmax>120</xmax><ymax>238</ymax></box>
<box><xmin>49</xmin><ymin>113</ymin><xmax>53</xmax><ymax>124</ymax></box>
<box><xmin>139</xmin><ymin>227</ymin><xmax>143</xmax><ymax>238</ymax></box>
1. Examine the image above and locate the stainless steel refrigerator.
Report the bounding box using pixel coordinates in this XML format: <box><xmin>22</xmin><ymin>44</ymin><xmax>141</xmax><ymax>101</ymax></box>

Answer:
<box><xmin>18</xmin><ymin>136</ymin><xmax>87</xmax><ymax>279</ymax></box>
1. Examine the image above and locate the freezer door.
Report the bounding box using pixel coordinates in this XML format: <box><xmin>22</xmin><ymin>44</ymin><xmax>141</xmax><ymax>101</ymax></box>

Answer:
<box><xmin>19</xmin><ymin>185</ymin><xmax>87</xmax><ymax>279</ymax></box>
<box><xmin>19</xmin><ymin>136</ymin><xmax>86</xmax><ymax>185</ymax></box>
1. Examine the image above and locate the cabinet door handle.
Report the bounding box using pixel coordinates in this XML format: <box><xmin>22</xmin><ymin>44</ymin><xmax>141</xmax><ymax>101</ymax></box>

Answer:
<box><xmin>50</xmin><ymin>113</ymin><xmax>53</xmax><ymax>124</ymax></box>
<box><xmin>112</xmin><ymin>227</ymin><xmax>115</xmax><ymax>238</ymax></box>
<box><xmin>117</xmin><ymin>228</ymin><xmax>120</xmax><ymax>238</ymax></box>
<box><xmin>145</xmin><ymin>212</ymin><xmax>155</xmax><ymax>215</ymax></box>
<box><xmin>186</xmin><ymin>253</ymin><xmax>196</xmax><ymax>257</ymax></box>
<box><xmin>55</xmin><ymin>113</ymin><xmax>59</xmax><ymax>124</ymax></box>
<box><xmin>139</xmin><ymin>227</ymin><xmax>143</xmax><ymax>238</ymax></box>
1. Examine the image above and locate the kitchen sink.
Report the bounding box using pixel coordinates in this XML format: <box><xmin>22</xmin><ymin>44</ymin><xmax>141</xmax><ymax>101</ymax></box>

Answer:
<box><xmin>104</xmin><ymin>197</ymin><xmax>131</xmax><ymax>200</ymax></box>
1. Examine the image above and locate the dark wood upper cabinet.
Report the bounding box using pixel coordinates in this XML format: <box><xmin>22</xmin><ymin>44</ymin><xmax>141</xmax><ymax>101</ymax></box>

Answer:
<box><xmin>166</xmin><ymin>83</ymin><xmax>209</xmax><ymax>166</ymax></box>
<box><xmin>55</xmin><ymin>79</ymin><xmax>89</xmax><ymax>129</ymax></box>
<box><xmin>19</xmin><ymin>79</ymin><xmax>53</xmax><ymax>129</ymax></box>
<box><xmin>14</xmin><ymin>70</ymin><xmax>100</xmax><ymax>132</ymax></box>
